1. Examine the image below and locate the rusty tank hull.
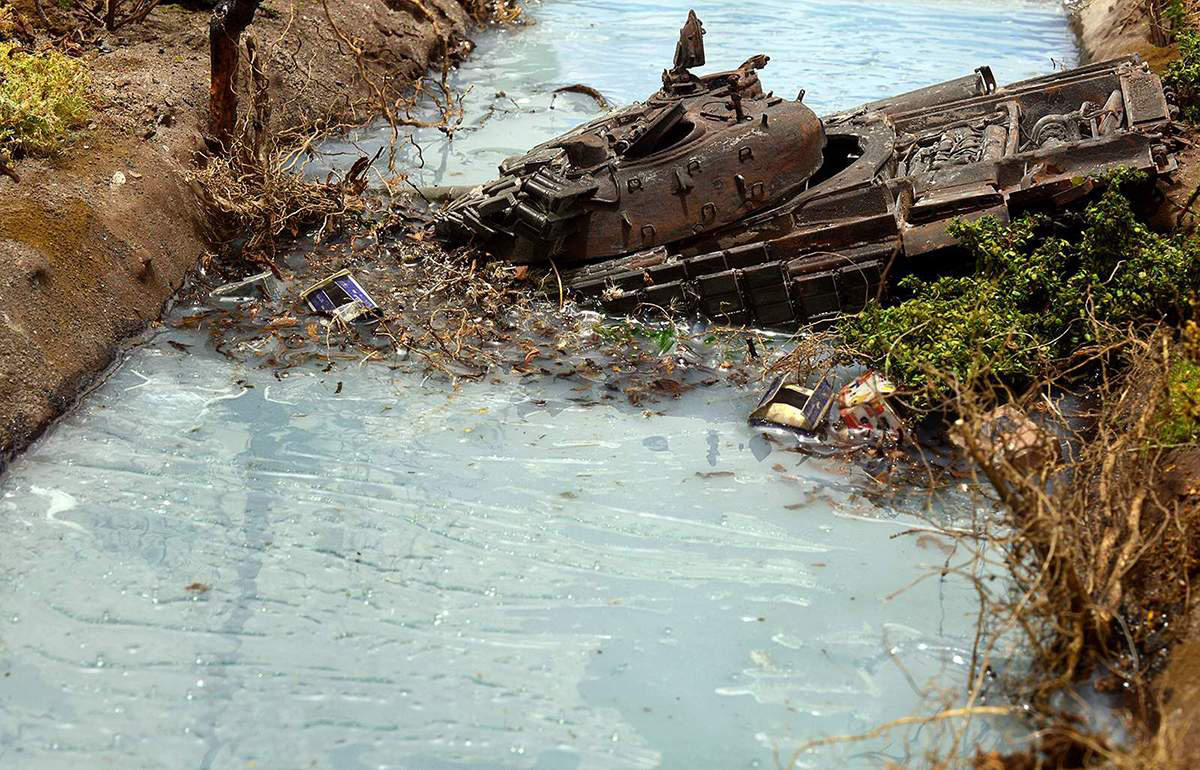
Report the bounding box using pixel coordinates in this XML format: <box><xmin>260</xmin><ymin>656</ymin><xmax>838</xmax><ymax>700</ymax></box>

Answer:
<box><xmin>435</xmin><ymin>13</ymin><xmax>1178</xmax><ymax>328</ymax></box>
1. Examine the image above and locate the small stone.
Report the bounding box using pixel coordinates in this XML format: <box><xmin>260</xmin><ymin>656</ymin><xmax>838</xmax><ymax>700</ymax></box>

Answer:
<box><xmin>110</xmin><ymin>171</ymin><xmax>126</xmax><ymax>189</ymax></box>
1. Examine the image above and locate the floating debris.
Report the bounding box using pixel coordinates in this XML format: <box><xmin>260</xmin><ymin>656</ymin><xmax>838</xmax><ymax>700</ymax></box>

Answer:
<box><xmin>300</xmin><ymin>269</ymin><xmax>382</xmax><ymax>324</ymax></box>
<box><xmin>951</xmin><ymin>404</ymin><xmax>1060</xmax><ymax>473</ymax></box>
<box><xmin>208</xmin><ymin>270</ymin><xmax>277</xmax><ymax>307</ymax></box>
<box><xmin>835</xmin><ymin>371</ymin><xmax>903</xmax><ymax>440</ymax></box>
<box><xmin>551</xmin><ymin>83</ymin><xmax>610</xmax><ymax>109</ymax></box>
<box><xmin>750</xmin><ymin>374</ymin><xmax>836</xmax><ymax>433</ymax></box>
<box><xmin>750</xmin><ymin>369</ymin><xmax>902</xmax><ymax>449</ymax></box>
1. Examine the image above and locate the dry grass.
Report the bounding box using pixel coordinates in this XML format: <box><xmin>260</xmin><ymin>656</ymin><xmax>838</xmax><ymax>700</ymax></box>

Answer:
<box><xmin>186</xmin><ymin>135</ymin><xmax>375</xmax><ymax>268</ymax></box>
<box><xmin>902</xmin><ymin>317</ymin><xmax>1200</xmax><ymax>768</ymax></box>
<box><xmin>32</xmin><ymin>0</ymin><xmax>161</xmax><ymax>34</ymax></box>
<box><xmin>187</xmin><ymin>0</ymin><xmax>477</xmax><ymax>267</ymax></box>
<box><xmin>759</xmin><ymin>303</ymin><xmax>1200</xmax><ymax>769</ymax></box>
<box><xmin>958</xmin><ymin>335</ymin><xmax>1191</xmax><ymax>693</ymax></box>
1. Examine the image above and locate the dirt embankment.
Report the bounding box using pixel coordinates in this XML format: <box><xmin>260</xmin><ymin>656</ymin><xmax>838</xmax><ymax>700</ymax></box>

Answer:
<box><xmin>1074</xmin><ymin>0</ymin><xmax>1174</xmax><ymax>66</ymax></box>
<box><xmin>0</xmin><ymin>0</ymin><xmax>474</xmax><ymax>469</ymax></box>
<box><xmin>1078</xmin><ymin>0</ymin><xmax>1200</xmax><ymax>232</ymax></box>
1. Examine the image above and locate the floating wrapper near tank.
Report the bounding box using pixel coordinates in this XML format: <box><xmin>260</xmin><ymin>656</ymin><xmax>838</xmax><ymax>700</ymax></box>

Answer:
<box><xmin>435</xmin><ymin>10</ymin><xmax>1178</xmax><ymax>327</ymax></box>
<box><xmin>750</xmin><ymin>370</ymin><xmax>903</xmax><ymax>446</ymax></box>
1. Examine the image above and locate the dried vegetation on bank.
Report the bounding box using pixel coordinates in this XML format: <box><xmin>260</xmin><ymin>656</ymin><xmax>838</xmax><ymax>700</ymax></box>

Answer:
<box><xmin>791</xmin><ymin>4</ymin><xmax>1200</xmax><ymax>765</ymax></box>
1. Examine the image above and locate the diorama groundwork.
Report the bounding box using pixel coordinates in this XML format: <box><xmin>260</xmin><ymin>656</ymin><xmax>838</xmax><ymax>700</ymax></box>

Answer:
<box><xmin>1</xmin><ymin>1</ymin><xmax>1199</xmax><ymax>768</ymax></box>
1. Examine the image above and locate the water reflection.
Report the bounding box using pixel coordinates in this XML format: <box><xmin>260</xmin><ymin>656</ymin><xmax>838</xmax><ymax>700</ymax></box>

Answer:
<box><xmin>1</xmin><ymin>341</ymin><xmax>995</xmax><ymax>768</ymax></box>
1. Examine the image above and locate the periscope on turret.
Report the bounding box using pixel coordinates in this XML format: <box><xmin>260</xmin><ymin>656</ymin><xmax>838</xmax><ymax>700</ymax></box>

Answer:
<box><xmin>435</xmin><ymin>11</ymin><xmax>1178</xmax><ymax>329</ymax></box>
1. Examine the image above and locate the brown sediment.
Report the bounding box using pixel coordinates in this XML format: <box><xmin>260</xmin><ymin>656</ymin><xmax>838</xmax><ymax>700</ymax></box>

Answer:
<box><xmin>0</xmin><ymin>0</ymin><xmax>474</xmax><ymax>469</ymax></box>
<box><xmin>1156</xmin><ymin>638</ymin><xmax>1200</xmax><ymax>764</ymax></box>
<box><xmin>1144</xmin><ymin>444</ymin><xmax>1200</xmax><ymax>770</ymax></box>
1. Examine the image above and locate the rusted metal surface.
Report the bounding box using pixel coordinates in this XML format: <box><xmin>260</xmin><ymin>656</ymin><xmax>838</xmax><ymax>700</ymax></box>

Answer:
<box><xmin>435</xmin><ymin>12</ymin><xmax>1179</xmax><ymax>328</ymax></box>
<box><xmin>435</xmin><ymin>11</ymin><xmax>825</xmax><ymax>264</ymax></box>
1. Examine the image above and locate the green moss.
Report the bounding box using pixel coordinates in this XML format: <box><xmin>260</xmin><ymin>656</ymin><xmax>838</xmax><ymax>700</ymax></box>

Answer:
<box><xmin>0</xmin><ymin>42</ymin><xmax>91</xmax><ymax>159</ymax></box>
<box><xmin>1156</xmin><ymin>355</ymin><xmax>1200</xmax><ymax>445</ymax></box>
<box><xmin>840</xmin><ymin>176</ymin><xmax>1200</xmax><ymax>408</ymax></box>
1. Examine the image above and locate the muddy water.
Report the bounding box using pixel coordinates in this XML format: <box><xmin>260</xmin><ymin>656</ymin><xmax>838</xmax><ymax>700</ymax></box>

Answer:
<box><xmin>1</xmin><ymin>2</ymin><xmax>1075</xmax><ymax>769</ymax></box>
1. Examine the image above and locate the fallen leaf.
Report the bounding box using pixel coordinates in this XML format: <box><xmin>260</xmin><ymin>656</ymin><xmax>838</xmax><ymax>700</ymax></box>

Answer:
<box><xmin>264</xmin><ymin>315</ymin><xmax>298</xmax><ymax>330</ymax></box>
<box><xmin>651</xmin><ymin>378</ymin><xmax>687</xmax><ymax>396</ymax></box>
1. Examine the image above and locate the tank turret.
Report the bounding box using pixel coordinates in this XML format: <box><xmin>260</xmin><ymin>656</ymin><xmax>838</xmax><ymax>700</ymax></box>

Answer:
<box><xmin>435</xmin><ymin>11</ymin><xmax>826</xmax><ymax>264</ymax></box>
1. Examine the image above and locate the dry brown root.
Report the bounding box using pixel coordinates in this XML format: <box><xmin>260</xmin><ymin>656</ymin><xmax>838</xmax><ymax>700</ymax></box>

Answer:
<box><xmin>186</xmin><ymin>136</ymin><xmax>373</xmax><ymax>269</ymax></box>
<box><xmin>905</xmin><ymin>318</ymin><xmax>1200</xmax><ymax>768</ymax></box>
<box><xmin>319</xmin><ymin>0</ymin><xmax>467</xmax><ymax>174</ymax></box>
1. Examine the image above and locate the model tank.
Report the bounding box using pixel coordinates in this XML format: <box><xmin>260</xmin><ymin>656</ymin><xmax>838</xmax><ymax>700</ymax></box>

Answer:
<box><xmin>435</xmin><ymin>12</ymin><xmax>1178</xmax><ymax>327</ymax></box>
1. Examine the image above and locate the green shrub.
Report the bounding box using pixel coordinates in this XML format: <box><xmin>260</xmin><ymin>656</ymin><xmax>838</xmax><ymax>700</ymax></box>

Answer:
<box><xmin>840</xmin><ymin>178</ymin><xmax>1200</xmax><ymax>408</ymax></box>
<box><xmin>1156</xmin><ymin>321</ymin><xmax>1200</xmax><ymax>445</ymax></box>
<box><xmin>0</xmin><ymin>42</ymin><xmax>91</xmax><ymax>158</ymax></box>
<box><xmin>837</xmin><ymin>271</ymin><xmax>1045</xmax><ymax>403</ymax></box>
<box><xmin>1166</xmin><ymin>26</ymin><xmax>1200</xmax><ymax>123</ymax></box>
<box><xmin>1157</xmin><ymin>356</ymin><xmax>1200</xmax><ymax>444</ymax></box>
<box><xmin>1164</xmin><ymin>0</ymin><xmax>1191</xmax><ymax>35</ymax></box>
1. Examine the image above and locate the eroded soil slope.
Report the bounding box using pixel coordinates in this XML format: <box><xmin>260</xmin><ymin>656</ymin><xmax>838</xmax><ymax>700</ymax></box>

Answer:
<box><xmin>0</xmin><ymin>0</ymin><xmax>473</xmax><ymax>465</ymax></box>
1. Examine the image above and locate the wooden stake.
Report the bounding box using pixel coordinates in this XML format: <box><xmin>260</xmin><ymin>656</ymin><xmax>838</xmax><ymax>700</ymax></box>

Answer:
<box><xmin>209</xmin><ymin>0</ymin><xmax>262</xmax><ymax>154</ymax></box>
